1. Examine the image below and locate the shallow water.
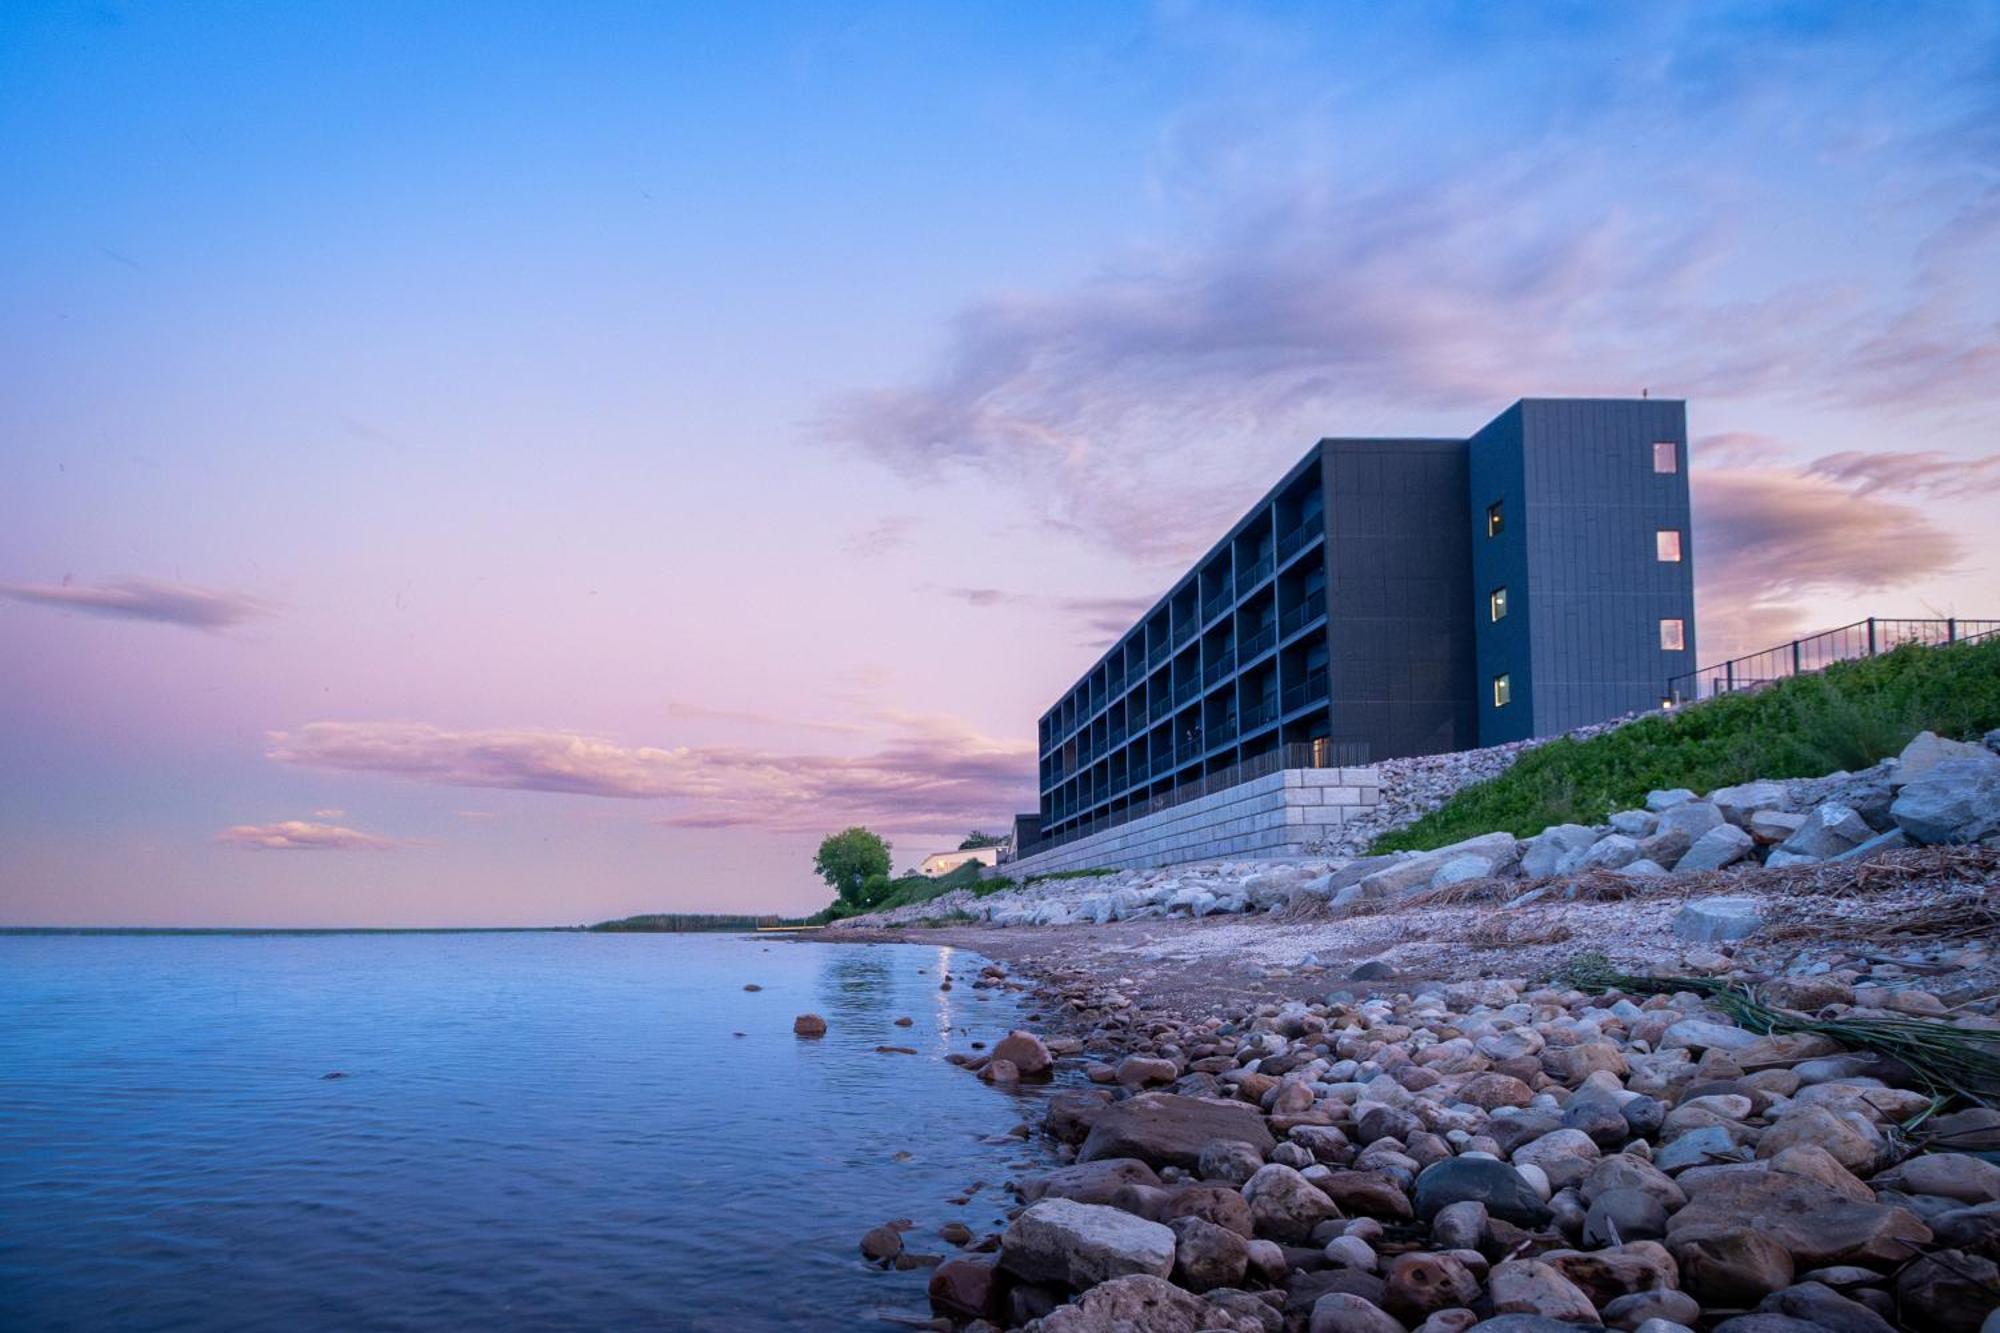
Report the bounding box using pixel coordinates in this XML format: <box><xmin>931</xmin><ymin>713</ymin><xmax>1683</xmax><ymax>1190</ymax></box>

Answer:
<box><xmin>0</xmin><ymin>931</ymin><xmax>1057</xmax><ymax>1331</ymax></box>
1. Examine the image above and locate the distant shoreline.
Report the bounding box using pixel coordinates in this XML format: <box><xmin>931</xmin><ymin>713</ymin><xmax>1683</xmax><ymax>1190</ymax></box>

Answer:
<box><xmin>0</xmin><ymin>926</ymin><xmax>578</xmax><ymax>936</ymax></box>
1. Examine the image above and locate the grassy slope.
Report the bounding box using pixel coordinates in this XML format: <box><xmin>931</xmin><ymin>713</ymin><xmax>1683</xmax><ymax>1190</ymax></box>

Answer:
<box><xmin>1372</xmin><ymin>637</ymin><xmax>2000</xmax><ymax>853</ymax></box>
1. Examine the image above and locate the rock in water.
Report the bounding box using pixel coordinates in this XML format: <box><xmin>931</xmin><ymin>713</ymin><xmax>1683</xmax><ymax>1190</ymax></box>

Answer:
<box><xmin>990</xmin><ymin>1029</ymin><xmax>1053</xmax><ymax>1076</ymax></box>
<box><xmin>999</xmin><ymin>1197</ymin><xmax>1175</xmax><ymax>1288</ymax></box>
<box><xmin>1077</xmin><ymin>1092</ymin><xmax>1276</xmax><ymax>1169</ymax></box>
<box><xmin>792</xmin><ymin>1013</ymin><xmax>827</xmax><ymax>1036</ymax></box>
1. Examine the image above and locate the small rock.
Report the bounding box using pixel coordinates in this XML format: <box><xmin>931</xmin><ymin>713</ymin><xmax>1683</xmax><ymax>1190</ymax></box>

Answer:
<box><xmin>793</xmin><ymin>1013</ymin><xmax>828</xmax><ymax>1036</ymax></box>
<box><xmin>1488</xmin><ymin>1257</ymin><xmax>1600</xmax><ymax>1323</ymax></box>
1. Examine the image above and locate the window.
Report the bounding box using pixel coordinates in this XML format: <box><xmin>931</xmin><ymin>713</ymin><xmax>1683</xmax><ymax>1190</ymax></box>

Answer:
<box><xmin>1660</xmin><ymin>618</ymin><xmax>1686</xmax><ymax>651</ymax></box>
<box><xmin>1489</xmin><ymin>587</ymin><xmax>1508</xmax><ymax>622</ymax></box>
<box><xmin>1486</xmin><ymin>500</ymin><xmax>1504</xmax><ymax>538</ymax></box>
<box><xmin>1492</xmin><ymin>673</ymin><xmax>1512</xmax><ymax>708</ymax></box>
<box><xmin>1653</xmin><ymin>441</ymin><xmax>1678</xmax><ymax>473</ymax></box>
<box><xmin>1656</xmin><ymin>529</ymin><xmax>1683</xmax><ymax>562</ymax></box>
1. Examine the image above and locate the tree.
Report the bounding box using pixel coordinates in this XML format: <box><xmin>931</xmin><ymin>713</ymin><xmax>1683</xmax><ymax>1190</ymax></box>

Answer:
<box><xmin>958</xmin><ymin>830</ymin><xmax>1003</xmax><ymax>850</ymax></box>
<box><xmin>813</xmin><ymin>827</ymin><xmax>892</xmax><ymax>909</ymax></box>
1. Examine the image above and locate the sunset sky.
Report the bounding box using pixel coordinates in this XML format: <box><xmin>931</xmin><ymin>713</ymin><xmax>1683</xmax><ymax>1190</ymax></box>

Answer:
<box><xmin>3</xmin><ymin>2</ymin><xmax>1997</xmax><ymax>925</ymax></box>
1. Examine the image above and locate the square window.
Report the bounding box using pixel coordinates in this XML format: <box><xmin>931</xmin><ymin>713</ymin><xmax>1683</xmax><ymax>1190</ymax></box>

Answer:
<box><xmin>1489</xmin><ymin>587</ymin><xmax>1508</xmax><ymax>622</ymax></box>
<box><xmin>1486</xmin><ymin>500</ymin><xmax>1504</xmax><ymax>538</ymax></box>
<box><xmin>1660</xmin><ymin>618</ymin><xmax>1685</xmax><ymax>651</ymax></box>
<box><xmin>1492</xmin><ymin>673</ymin><xmax>1512</xmax><ymax>708</ymax></box>
<box><xmin>1656</xmin><ymin>529</ymin><xmax>1683</xmax><ymax>562</ymax></box>
<box><xmin>1653</xmin><ymin>441</ymin><xmax>1679</xmax><ymax>473</ymax></box>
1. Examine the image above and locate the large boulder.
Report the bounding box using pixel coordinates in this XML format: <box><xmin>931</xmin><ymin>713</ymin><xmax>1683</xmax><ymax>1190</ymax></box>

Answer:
<box><xmin>1666</xmin><ymin>1167</ymin><xmax>1932</xmax><ymax>1267</ymax></box>
<box><xmin>1656</xmin><ymin>800</ymin><xmax>1726</xmax><ymax>843</ymax></box>
<box><xmin>1891</xmin><ymin>754</ymin><xmax>2000</xmax><ymax>845</ymax></box>
<box><xmin>1078</xmin><ymin>1093</ymin><xmax>1276</xmax><ymax>1170</ymax></box>
<box><xmin>1892</xmin><ymin>730</ymin><xmax>1993</xmax><ymax>786</ymax></box>
<box><xmin>1000</xmin><ymin>1197</ymin><xmax>1176</xmax><ymax>1288</ymax></box>
<box><xmin>1028</xmin><ymin>1274</ymin><xmax>1240</xmax><ymax>1333</ymax></box>
<box><xmin>1355</xmin><ymin>832</ymin><xmax>1519</xmax><ymax>900</ymax></box>
<box><xmin>1413</xmin><ymin>1156</ymin><xmax>1553</xmax><ymax>1227</ymax></box>
<box><xmin>1674</xmin><ymin>896</ymin><xmax>1764</xmax><ymax>943</ymax></box>
<box><xmin>1711</xmin><ymin>780</ymin><xmax>1791</xmax><ymax>825</ymax></box>
<box><xmin>1574</xmin><ymin>834</ymin><xmax>1643</xmax><ymax>872</ymax></box>
<box><xmin>1020</xmin><ymin>1158</ymin><xmax>1165</xmax><ymax>1205</ymax></box>
<box><xmin>1521</xmin><ymin>824</ymin><xmax>1600</xmax><ymax>879</ymax></box>
<box><xmin>1676</xmin><ymin>823</ymin><xmax>1756</xmax><ymax>873</ymax></box>
<box><xmin>1777</xmin><ymin>802</ymin><xmax>1874</xmax><ymax>859</ymax></box>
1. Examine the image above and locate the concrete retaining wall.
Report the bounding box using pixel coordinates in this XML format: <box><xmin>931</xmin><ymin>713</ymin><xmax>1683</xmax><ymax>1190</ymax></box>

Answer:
<box><xmin>1002</xmin><ymin>767</ymin><xmax>1380</xmax><ymax>878</ymax></box>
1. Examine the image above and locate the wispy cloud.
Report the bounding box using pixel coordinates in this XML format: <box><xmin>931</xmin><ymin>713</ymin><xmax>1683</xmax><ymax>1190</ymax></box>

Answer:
<box><xmin>266</xmin><ymin>715</ymin><xmax>1034</xmax><ymax>835</ymax></box>
<box><xmin>935</xmin><ymin>586</ymin><xmax>1159</xmax><ymax>642</ymax></box>
<box><xmin>1</xmin><ymin>577</ymin><xmax>272</xmax><ymax>631</ymax></box>
<box><xmin>217</xmin><ymin>820</ymin><xmax>400</xmax><ymax>851</ymax></box>
<box><xmin>1805</xmin><ymin>449</ymin><xmax>2000</xmax><ymax>497</ymax></box>
<box><xmin>841</xmin><ymin>515</ymin><xmax>919</xmax><ymax>558</ymax></box>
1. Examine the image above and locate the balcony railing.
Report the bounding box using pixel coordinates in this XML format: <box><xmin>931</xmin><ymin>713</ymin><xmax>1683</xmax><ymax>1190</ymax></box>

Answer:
<box><xmin>1200</xmin><ymin>589</ymin><xmax>1232</xmax><ymax>625</ymax></box>
<box><xmin>1210</xmin><ymin>713</ymin><xmax>1238</xmax><ymax>743</ymax></box>
<box><xmin>1150</xmin><ymin>693</ymin><xmax>1171</xmax><ymax>722</ymax></box>
<box><xmin>1666</xmin><ymin>616</ymin><xmax>2000</xmax><ymax>704</ymax></box>
<box><xmin>1026</xmin><ymin>737</ymin><xmax>1373</xmax><ymax>856</ymax></box>
<box><xmin>1173</xmin><ymin>679</ymin><xmax>1199</xmax><ymax>706</ymax></box>
<box><xmin>1281</xmin><ymin>668</ymin><xmax>1330</xmax><ymax>714</ymax></box>
<box><xmin>1240</xmin><ymin>623</ymin><xmax>1277</xmax><ymax>661</ymax></box>
<box><xmin>1203</xmin><ymin>651</ymin><xmax>1235</xmax><ymax>686</ymax></box>
<box><xmin>1280</xmin><ymin>592</ymin><xmax>1327</xmax><ymax>640</ymax></box>
<box><xmin>1240</xmin><ymin>699</ymin><xmax>1275</xmax><ymax>733</ymax></box>
<box><xmin>1276</xmin><ymin>520</ymin><xmax>1322</xmax><ymax>564</ymax></box>
<box><xmin>1235</xmin><ymin>554</ymin><xmax>1274</xmax><ymax>596</ymax></box>
<box><xmin>1171</xmin><ymin>617</ymin><xmax>1198</xmax><ymax>648</ymax></box>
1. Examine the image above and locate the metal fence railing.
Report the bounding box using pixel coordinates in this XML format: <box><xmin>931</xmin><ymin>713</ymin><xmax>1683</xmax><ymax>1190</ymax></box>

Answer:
<box><xmin>1018</xmin><ymin>737</ymin><xmax>1370</xmax><ymax>858</ymax></box>
<box><xmin>1667</xmin><ymin>616</ymin><xmax>2000</xmax><ymax>705</ymax></box>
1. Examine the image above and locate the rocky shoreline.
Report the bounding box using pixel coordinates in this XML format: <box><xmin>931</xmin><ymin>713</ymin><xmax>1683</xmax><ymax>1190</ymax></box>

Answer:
<box><xmin>820</xmin><ymin>728</ymin><xmax>2000</xmax><ymax>1330</ymax></box>
<box><xmin>846</xmin><ymin>925</ymin><xmax>2000</xmax><ymax>1333</ymax></box>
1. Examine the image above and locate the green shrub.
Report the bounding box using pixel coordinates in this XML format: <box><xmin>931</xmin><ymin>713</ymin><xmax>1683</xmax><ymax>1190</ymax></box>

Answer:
<box><xmin>1373</xmin><ymin>637</ymin><xmax>2000</xmax><ymax>853</ymax></box>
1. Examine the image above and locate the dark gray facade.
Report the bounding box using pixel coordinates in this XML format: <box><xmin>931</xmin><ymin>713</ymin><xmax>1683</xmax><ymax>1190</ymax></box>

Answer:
<box><xmin>1469</xmin><ymin>399</ymin><xmax>1696</xmax><ymax>743</ymax></box>
<box><xmin>1034</xmin><ymin>397</ymin><xmax>1696</xmax><ymax>844</ymax></box>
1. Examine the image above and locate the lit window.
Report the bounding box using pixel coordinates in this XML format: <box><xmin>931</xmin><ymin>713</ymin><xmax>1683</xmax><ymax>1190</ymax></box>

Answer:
<box><xmin>1656</xmin><ymin>529</ymin><xmax>1682</xmax><ymax>562</ymax></box>
<box><xmin>1492</xmin><ymin>674</ymin><xmax>1512</xmax><ymax>708</ymax></box>
<box><xmin>1489</xmin><ymin>587</ymin><xmax>1508</xmax><ymax>622</ymax></box>
<box><xmin>1653</xmin><ymin>441</ymin><xmax>1678</xmax><ymax>473</ymax></box>
<box><xmin>1660</xmin><ymin>618</ymin><xmax>1685</xmax><ymax>651</ymax></box>
<box><xmin>1486</xmin><ymin>501</ymin><xmax>1504</xmax><ymax>538</ymax></box>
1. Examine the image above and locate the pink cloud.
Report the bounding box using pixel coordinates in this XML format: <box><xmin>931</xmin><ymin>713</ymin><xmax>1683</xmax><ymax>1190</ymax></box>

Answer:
<box><xmin>1692</xmin><ymin>460</ymin><xmax>1967</xmax><ymax>662</ymax></box>
<box><xmin>217</xmin><ymin>820</ymin><xmax>399</xmax><ymax>851</ymax></box>
<box><xmin>266</xmin><ymin>715</ymin><xmax>1035</xmax><ymax>835</ymax></box>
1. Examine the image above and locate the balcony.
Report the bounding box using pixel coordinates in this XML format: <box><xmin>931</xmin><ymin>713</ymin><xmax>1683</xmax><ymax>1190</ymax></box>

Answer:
<box><xmin>1275</xmin><ymin>520</ymin><xmax>1321</xmax><ymax>565</ymax></box>
<box><xmin>1240</xmin><ymin>698</ymin><xmax>1276</xmax><ymax>733</ymax></box>
<box><xmin>1202</xmin><ymin>651</ymin><xmax>1236</xmax><ymax>686</ymax></box>
<box><xmin>1210</xmin><ymin>713</ymin><xmax>1238</xmax><ymax>744</ymax></box>
<box><xmin>1235</xmin><ymin>554</ymin><xmax>1274</xmax><ymax>596</ymax></box>
<box><xmin>1171</xmin><ymin>617</ymin><xmax>1199</xmax><ymax>648</ymax></box>
<box><xmin>1200</xmin><ymin>589</ymin><xmax>1233</xmax><ymax>625</ymax></box>
<box><xmin>1282</xmin><ymin>668</ymin><xmax>1330</xmax><ymax>714</ymax></box>
<box><xmin>1173</xmin><ymin>678</ymin><xmax>1199</xmax><ymax>706</ymax></box>
<box><xmin>1150</xmin><ymin>693</ymin><xmax>1172</xmax><ymax>722</ymax></box>
<box><xmin>1280</xmin><ymin>592</ymin><xmax>1327</xmax><ymax>641</ymax></box>
<box><xmin>1239</xmin><ymin>622</ymin><xmax>1277</xmax><ymax>662</ymax></box>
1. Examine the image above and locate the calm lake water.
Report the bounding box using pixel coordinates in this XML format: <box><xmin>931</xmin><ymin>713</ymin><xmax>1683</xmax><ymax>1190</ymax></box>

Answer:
<box><xmin>0</xmin><ymin>932</ymin><xmax>1059</xmax><ymax>1331</ymax></box>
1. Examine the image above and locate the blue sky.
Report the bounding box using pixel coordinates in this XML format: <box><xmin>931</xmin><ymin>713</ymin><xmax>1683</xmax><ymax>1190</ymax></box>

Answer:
<box><xmin>2</xmin><ymin>2</ymin><xmax>1996</xmax><ymax>925</ymax></box>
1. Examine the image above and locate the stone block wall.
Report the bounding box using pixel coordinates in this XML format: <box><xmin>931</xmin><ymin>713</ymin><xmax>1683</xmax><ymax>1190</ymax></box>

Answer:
<box><xmin>1001</xmin><ymin>767</ymin><xmax>1380</xmax><ymax>878</ymax></box>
